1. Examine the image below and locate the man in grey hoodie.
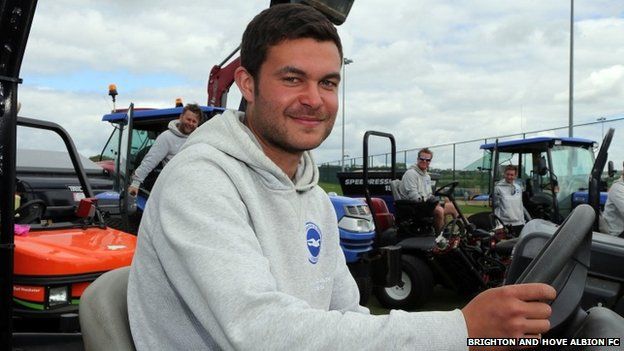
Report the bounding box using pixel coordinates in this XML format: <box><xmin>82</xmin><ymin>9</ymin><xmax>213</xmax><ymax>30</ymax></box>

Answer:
<box><xmin>128</xmin><ymin>4</ymin><xmax>555</xmax><ymax>350</ymax></box>
<box><xmin>493</xmin><ymin>165</ymin><xmax>526</xmax><ymax>237</ymax></box>
<box><xmin>127</xmin><ymin>103</ymin><xmax>202</xmax><ymax>196</ymax></box>
<box><xmin>398</xmin><ymin>148</ymin><xmax>457</xmax><ymax>232</ymax></box>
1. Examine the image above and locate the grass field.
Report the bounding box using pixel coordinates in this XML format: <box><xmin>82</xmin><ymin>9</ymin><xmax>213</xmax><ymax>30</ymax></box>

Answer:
<box><xmin>319</xmin><ymin>182</ymin><xmax>343</xmax><ymax>195</ymax></box>
<box><xmin>318</xmin><ymin>182</ymin><xmax>490</xmax><ymax>216</ymax></box>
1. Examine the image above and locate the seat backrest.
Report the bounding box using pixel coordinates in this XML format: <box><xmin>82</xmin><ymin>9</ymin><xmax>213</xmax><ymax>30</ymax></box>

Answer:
<box><xmin>79</xmin><ymin>266</ymin><xmax>135</xmax><ymax>351</ymax></box>
<box><xmin>390</xmin><ymin>179</ymin><xmax>402</xmax><ymax>200</ymax></box>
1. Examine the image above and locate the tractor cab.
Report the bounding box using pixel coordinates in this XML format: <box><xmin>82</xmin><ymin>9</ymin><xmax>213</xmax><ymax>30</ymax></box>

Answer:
<box><xmin>96</xmin><ymin>105</ymin><xmax>224</xmax><ymax>232</ymax></box>
<box><xmin>481</xmin><ymin>137</ymin><xmax>601</xmax><ymax>224</ymax></box>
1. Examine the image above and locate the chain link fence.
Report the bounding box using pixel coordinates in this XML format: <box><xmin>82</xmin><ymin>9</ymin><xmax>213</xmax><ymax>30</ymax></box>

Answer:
<box><xmin>319</xmin><ymin>116</ymin><xmax>624</xmax><ymax>198</ymax></box>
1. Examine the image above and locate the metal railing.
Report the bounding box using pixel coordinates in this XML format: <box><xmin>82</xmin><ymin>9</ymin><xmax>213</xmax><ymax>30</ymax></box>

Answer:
<box><xmin>319</xmin><ymin>115</ymin><xmax>624</xmax><ymax>198</ymax></box>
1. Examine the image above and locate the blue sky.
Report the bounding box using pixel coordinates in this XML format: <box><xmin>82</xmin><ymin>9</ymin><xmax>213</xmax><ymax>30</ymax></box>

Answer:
<box><xmin>23</xmin><ymin>70</ymin><xmax>189</xmax><ymax>94</ymax></box>
<box><xmin>16</xmin><ymin>0</ymin><xmax>624</xmax><ymax>169</ymax></box>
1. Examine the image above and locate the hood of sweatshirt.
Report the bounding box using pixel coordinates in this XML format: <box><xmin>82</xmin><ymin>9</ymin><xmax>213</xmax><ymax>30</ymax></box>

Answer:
<box><xmin>168</xmin><ymin>120</ymin><xmax>188</xmax><ymax>138</ymax></box>
<box><xmin>410</xmin><ymin>164</ymin><xmax>427</xmax><ymax>176</ymax></box>
<box><xmin>181</xmin><ymin>110</ymin><xmax>318</xmax><ymax>192</ymax></box>
<box><xmin>496</xmin><ymin>179</ymin><xmax>517</xmax><ymax>188</ymax></box>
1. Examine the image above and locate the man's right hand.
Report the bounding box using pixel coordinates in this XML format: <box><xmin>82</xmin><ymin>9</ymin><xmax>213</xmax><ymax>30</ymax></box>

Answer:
<box><xmin>128</xmin><ymin>185</ymin><xmax>139</xmax><ymax>197</ymax></box>
<box><xmin>462</xmin><ymin>283</ymin><xmax>556</xmax><ymax>349</ymax></box>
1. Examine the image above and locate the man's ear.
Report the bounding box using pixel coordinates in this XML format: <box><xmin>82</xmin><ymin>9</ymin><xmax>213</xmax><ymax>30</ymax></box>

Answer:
<box><xmin>234</xmin><ymin>66</ymin><xmax>255</xmax><ymax>104</ymax></box>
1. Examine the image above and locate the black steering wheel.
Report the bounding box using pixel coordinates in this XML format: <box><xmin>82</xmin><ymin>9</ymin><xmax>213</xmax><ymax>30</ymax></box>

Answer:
<box><xmin>15</xmin><ymin>199</ymin><xmax>47</xmax><ymax>224</ymax></box>
<box><xmin>434</xmin><ymin>181</ymin><xmax>459</xmax><ymax>198</ymax></box>
<box><xmin>513</xmin><ymin>204</ymin><xmax>594</xmax><ymax>332</ymax></box>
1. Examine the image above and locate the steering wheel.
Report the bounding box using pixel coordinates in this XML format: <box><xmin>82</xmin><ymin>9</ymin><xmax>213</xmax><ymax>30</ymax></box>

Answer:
<box><xmin>15</xmin><ymin>199</ymin><xmax>47</xmax><ymax>224</ymax></box>
<box><xmin>512</xmin><ymin>204</ymin><xmax>594</xmax><ymax>332</ymax></box>
<box><xmin>434</xmin><ymin>181</ymin><xmax>459</xmax><ymax>198</ymax></box>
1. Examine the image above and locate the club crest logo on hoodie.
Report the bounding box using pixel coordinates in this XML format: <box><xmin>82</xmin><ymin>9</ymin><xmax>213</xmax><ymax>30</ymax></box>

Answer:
<box><xmin>305</xmin><ymin>222</ymin><xmax>322</xmax><ymax>264</ymax></box>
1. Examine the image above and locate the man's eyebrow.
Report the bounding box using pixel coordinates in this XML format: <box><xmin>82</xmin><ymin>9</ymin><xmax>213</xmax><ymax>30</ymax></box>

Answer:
<box><xmin>276</xmin><ymin>66</ymin><xmax>306</xmax><ymax>76</ymax></box>
<box><xmin>322</xmin><ymin>72</ymin><xmax>341</xmax><ymax>82</ymax></box>
<box><xmin>276</xmin><ymin>66</ymin><xmax>342</xmax><ymax>82</ymax></box>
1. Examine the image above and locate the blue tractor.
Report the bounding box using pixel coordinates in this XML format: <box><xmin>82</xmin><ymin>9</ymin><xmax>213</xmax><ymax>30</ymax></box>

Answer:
<box><xmin>480</xmin><ymin>136</ymin><xmax>610</xmax><ymax>224</ymax></box>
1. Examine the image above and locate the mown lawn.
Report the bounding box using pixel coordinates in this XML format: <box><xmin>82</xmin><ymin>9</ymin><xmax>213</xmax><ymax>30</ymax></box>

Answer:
<box><xmin>319</xmin><ymin>182</ymin><xmax>490</xmax><ymax>216</ymax></box>
<box><xmin>319</xmin><ymin>182</ymin><xmax>343</xmax><ymax>195</ymax></box>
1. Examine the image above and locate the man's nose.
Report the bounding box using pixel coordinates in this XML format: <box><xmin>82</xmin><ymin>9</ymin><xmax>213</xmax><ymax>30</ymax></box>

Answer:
<box><xmin>298</xmin><ymin>83</ymin><xmax>323</xmax><ymax>109</ymax></box>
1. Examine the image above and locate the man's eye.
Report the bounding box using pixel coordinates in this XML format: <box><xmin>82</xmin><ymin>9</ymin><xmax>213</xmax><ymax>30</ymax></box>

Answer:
<box><xmin>283</xmin><ymin>77</ymin><xmax>300</xmax><ymax>83</ymax></box>
<box><xmin>320</xmin><ymin>80</ymin><xmax>338</xmax><ymax>89</ymax></box>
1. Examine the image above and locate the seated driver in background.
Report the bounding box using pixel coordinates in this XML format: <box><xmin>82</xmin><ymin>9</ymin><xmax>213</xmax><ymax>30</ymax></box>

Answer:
<box><xmin>397</xmin><ymin>147</ymin><xmax>458</xmax><ymax>233</ymax></box>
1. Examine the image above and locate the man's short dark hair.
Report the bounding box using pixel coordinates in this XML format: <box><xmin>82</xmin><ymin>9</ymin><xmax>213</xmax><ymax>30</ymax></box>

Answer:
<box><xmin>182</xmin><ymin>103</ymin><xmax>202</xmax><ymax>121</ymax></box>
<box><xmin>418</xmin><ymin>148</ymin><xmax>433</xmax><ymax>159</ymax></box>
<box><xmin>240</xmin><ymin>3</ymin><xmax>343</xmax><ymax>81</ymax></box>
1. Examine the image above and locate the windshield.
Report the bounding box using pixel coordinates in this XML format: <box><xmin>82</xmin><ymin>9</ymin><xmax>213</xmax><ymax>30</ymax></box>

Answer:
<box><xmin>550</xmin><ymin>145</ymin><xmax>595</xmax><ymax>216</ymax></box>
<box><xmin>101</xmin><ymin>123</ymin><xmax>157</xmax><ymax>176</ymax></box>
<box><xmin>101</xmin><ymin>125</ymin><xmax>121</xmax><ymax>161</ymax></box>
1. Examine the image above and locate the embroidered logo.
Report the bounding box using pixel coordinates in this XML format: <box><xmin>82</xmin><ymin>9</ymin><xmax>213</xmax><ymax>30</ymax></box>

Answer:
<box><xmin>305</xmin><ymin>222</ymin><xmax>322</xmax><ymax>264</ymax></box>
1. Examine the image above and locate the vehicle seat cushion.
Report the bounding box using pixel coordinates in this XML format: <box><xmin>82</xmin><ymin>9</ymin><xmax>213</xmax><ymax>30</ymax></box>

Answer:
<box><xmin>79</xmin><ymin>266</ymin><xmax>135</xmax><ymax>351</ymax></box>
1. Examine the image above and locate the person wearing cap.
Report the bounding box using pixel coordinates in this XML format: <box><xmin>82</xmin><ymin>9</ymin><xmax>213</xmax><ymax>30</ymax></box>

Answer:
<box><xmin>128</xmin><ymin>103</ymin><xmax>202</xmax><ymax>196</ymax></box>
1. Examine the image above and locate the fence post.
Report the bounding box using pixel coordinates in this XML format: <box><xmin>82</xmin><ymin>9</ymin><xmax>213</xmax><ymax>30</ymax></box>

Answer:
<box><xmin>453</xmin><ymin>143</ymin><xmax>456</xmax><ymax>181</ymax></box>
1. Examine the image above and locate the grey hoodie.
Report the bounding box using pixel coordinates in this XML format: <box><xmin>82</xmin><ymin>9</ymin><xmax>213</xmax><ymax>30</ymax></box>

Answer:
<box><xmin>131</xmin><ymin>119</ymin><xmax>188</xmax><ymax>188</ymax></box>
<box><xmin>398</xmin><ymin>165</ymin><xmax>432</xmax><ymax>201</ymax></box>
<box><xmin>493</xmin><ymin>179</ymin><xmax>525</xmax><ymax>226</ymax></box>
<box><xmin>127</xmin><ymin>110</ymin><xmax>468</xmax><ymax>350</ymax></box>
<box><xmin>604</xmin><ymin>177</ymin><xmax>624</xmax><ymax>236</ymax></box>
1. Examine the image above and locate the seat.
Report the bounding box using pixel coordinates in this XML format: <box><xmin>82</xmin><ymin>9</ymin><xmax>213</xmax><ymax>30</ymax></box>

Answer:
<box><xmin>79</xmin><ymin>266</ymin><xmax>135</xmax><ymax>351</ymax></box>
<box><xmin>389</xmin><ymin>179</ymin><xmax>402</xmax><ymax>200</ymax></box>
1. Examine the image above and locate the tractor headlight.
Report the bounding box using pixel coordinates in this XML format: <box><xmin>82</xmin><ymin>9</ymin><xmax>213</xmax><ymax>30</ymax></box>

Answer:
<box><xmin>48</xmin><ymin>286</ymin><xmax>69</xmax><ymax>307</ymax></box>
<box><xmin>338</xmin><ymin>216</ymin><xmax>375</xmax><ymax>233</ymax></box>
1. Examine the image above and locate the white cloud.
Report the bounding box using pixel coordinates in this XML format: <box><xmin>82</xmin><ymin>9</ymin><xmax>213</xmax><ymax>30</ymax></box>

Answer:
<box><xmin>15</xmin><ymin>0</ymin><xmax>624</xmax><ymax>168</ymax></box>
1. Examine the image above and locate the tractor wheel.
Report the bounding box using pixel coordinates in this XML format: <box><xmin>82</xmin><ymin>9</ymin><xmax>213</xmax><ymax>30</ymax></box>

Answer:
<box><xmin>374</xmin><ymin>255</ymin><xmax>433</xmax><ymax>310</ymax></box>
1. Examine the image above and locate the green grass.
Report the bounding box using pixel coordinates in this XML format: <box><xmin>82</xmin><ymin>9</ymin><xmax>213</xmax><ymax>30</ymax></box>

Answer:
<box><xmin>457</xmin><ymin>203</ymin><xmax>490</xmax><ymax>216</ymax></box>
<box><xmin>319</xmin><ymin>182</ymin><xmax>488</xmax><ymax>214</ymax></box>
<box><xmin>319</xmin><ymin>182</ymin><xmax>343</xmax><ymax>195</ymax></box>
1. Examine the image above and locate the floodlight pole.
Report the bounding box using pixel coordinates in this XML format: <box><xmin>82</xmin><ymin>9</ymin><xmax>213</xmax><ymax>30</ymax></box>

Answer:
<box><xmin>341</xmin><ymin>57</ymin><xmax>353</xmax><ymax>171</ymax></box>
<box><xmin>568</xmin><ymin>0</ymin><xmax>574</xmax><ymax>137</ymax></box>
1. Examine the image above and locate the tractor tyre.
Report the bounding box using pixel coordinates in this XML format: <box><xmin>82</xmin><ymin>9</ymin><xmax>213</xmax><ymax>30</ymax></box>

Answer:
<box><xmin>374</xmin><ymin>255</ymin><xmax>434</xmax><ymax>310</ymax></box>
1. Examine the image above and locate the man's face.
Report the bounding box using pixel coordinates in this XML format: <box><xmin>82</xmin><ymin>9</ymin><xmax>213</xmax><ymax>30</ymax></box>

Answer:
<box><xmin>504</xmin><ymin>169</ymin><xmax>517</xmax><ymax>183</ymax></box>
<box><xmin>242</xmin><ymin>38</ymin><xmax>341</xmax><ymax>155</ymax></box>
<box><xmin>417</xmin><ymin>152</ymin><xmax>432</xmax><ymax>171</ymax></box>
<box><xmin>178</xmin><ymin>110</ymin><xmax>200</xmax><ymax>135</ymax></box>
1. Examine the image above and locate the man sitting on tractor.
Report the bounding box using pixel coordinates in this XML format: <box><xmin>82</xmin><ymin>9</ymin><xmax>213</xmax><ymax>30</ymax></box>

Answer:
<box><xmin>397</xmin><ymin>147</ymin><xmax>457</xmax><ymax>233</ymax></box>
<box><xmin>127</xmin><ymin>103</ymin><xmax>202</xmax><ymax>196</ymax></box>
